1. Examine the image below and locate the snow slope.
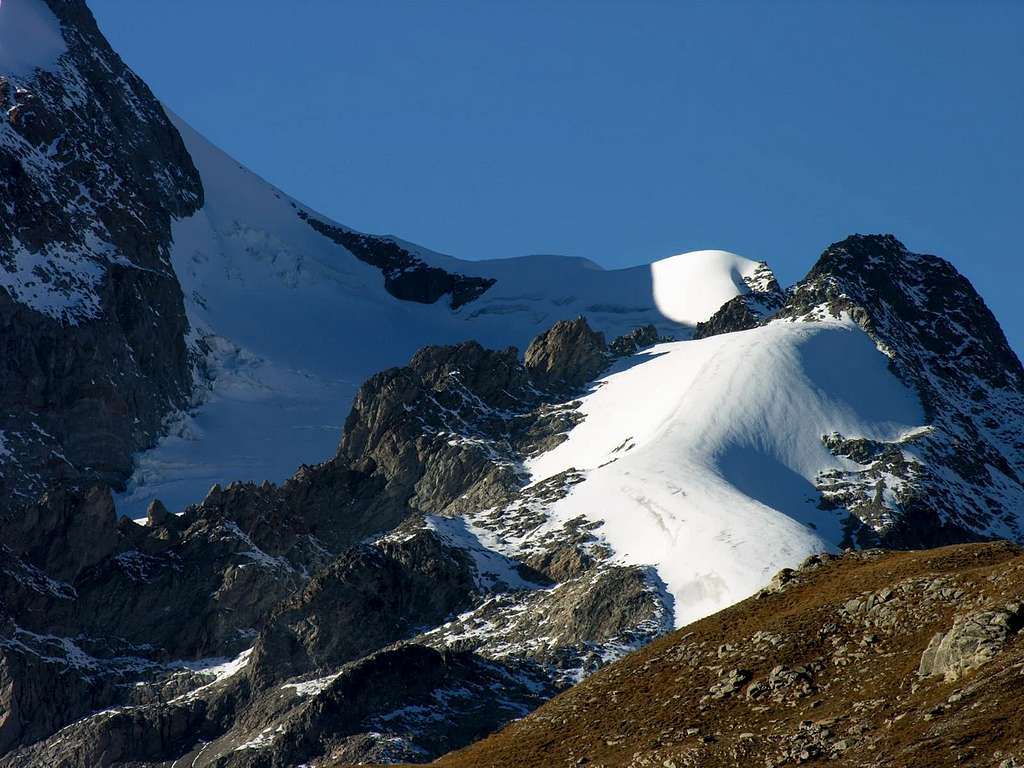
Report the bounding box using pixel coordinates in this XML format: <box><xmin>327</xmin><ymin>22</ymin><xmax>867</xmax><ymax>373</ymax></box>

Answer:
<box><xmin>650</xmin><ymin>250</ymin><xmax>763</xmax><ymax>324</ymax></box>
<box><xmin>0</xmin><ymin>0</ymin><xmax>66</xmax><ymax>76</ymax></box>
<box><xmin>116</xmin><ymin>112</ymin><xmax>762</xmax><ymax>516</ymax></box>
<box><xmin>527</xmin><ymin>318</ymin><xmax>926</xmax><ymax>626</ymax></box>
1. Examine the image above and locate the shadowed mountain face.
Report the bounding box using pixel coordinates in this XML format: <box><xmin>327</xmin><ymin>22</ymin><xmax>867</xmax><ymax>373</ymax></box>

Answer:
<box><xmin>0</xmin><ymin>0</ymin><xmax>202</xmax><ymax>505</ymax></box>
<box><xmin>1</xmin><ymin>3</ymin><xmax>1023</xmax><ymax>767</ymax></box>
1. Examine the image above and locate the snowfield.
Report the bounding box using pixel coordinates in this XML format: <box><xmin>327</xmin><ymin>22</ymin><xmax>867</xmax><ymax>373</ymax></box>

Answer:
<box><xmin>116</xmin><ymin>112</ymin><xmax>763</xmax><ymax>516</ymax></box>
<box><xmin>0</xmin><ymin>0</ymin><xmax>66</xmax><ymax>76</ymax></box>
<box><xmin>528</xmin><ymin>318</ymin><xmax>926</xmax><ymax>626</ymax></box>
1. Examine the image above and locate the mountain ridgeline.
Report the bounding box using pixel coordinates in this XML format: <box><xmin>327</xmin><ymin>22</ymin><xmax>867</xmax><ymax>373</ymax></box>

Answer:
<box><xmin>1</xmin><ymin>1</ymin><xmax>1023</xmax><ymax>766</ymax></box>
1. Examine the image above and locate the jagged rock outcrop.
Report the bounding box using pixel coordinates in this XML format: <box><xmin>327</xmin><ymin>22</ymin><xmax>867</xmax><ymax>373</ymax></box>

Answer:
<box><xmin>692</xmin><ymin>266</ymin><xmax>786</xmax><ymax>342</ymax></box>
<box><xmin>0</xmin><ymin>317</ymin><xmax>669</xmax><ymax>766</ymax></box>
<box><xmin>692</xmin><ymin>289</ymin><xmax>783</xmax><ymax>339</ymax></box>
<box><xmin>609</xmin><ymin>323</ymin><xmax>663</xmax><ymax>356</ymax></box>
<box><xmin>524</xmin><ymin>317</ymin><xmax>610</xmax><ymax>390</ymax></box>
<box><xmin>337</xmin><ymin>340</ymin><xmax>534</xmax><ymax>518</ymax></box>
<box><xmin>693</xmin><ymin>262</ymin><xmax>786</xmax><ymax>339</ymax></box>
<box><xmin>0</xmin><ymin>0</ymin><xmax>203</xmax><ymax>508</ymax></box>
<box><xmin>248</xmin><ymin>531</ymin><xmax>477</xmax><ymax>688</ymax></box>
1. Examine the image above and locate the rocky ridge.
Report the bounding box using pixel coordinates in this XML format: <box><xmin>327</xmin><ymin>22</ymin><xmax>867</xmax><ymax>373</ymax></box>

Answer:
<box><xmin>0</xmin><ymin>318</ymin><xmax>671</xmax><ymax>767</ymax></box>
<box><xmin>2</xmin><ymin>227</ymin><xmax>1022</xmax><ymax>766</ymax></box>
<box><xmin>4</xmin><ymin>228</ymin><xmax>1024</xmax><ymax>765</ymax></box>
<box><xmin>1</xmin><ymin>5</ymin><xmax>1022</xmax><ymax>766</ymax></box>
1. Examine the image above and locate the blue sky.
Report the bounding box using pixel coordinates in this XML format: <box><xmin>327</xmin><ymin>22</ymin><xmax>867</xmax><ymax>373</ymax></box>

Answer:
<box><xmin>90</xmin><ymin>1</ymin><xmax>1023</xmax><ymax>355</ymax></box>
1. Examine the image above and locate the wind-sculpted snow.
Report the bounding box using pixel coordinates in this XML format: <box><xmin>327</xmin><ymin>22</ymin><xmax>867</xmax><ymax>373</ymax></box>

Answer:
<box><xmin>527</xmin><ymin>319</ymin><xmax>926</xmax><ymax>626</ymax></box>
<box><xmin>650</xmin><ymin>249</ymin><xmax>765</xmax><ymax>324</ymax></box>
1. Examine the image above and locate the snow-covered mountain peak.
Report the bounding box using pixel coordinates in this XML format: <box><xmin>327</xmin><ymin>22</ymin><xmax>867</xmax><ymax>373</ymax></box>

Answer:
<box><xmin>771</xmin><ymin>234</ymin><xmax>1024</xmax><ymax>545</ymax></box>
<box><xmin>649</xmin><ymin>249</ymin><xmax>766</xmax><ymax>325</ymax></box>
<box><xmin>3</xmin><ymin>6</ymin><xmax>1024</xmax><ymax>766</ymax></box>
<box><xmin>525</xmin><ymin>316</ymin><xmax>926</xmax><ymax>626</ymax></box>
<box><xmin>503</xmin><ymin>234</ymin><xmax>1024</xmax><ymax>627</ymax></box>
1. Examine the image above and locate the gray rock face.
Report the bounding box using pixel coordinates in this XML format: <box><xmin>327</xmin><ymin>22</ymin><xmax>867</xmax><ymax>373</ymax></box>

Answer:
<box><xmin>248</xmin><ymin>531</ymin><xmax>477</xmax><ymax>688</ymax></box>
<box><xmin>0</xmin><ymin>484</ymin><xmax>118</xmax><ymax>582</ymax></box>
<box><xmin>524</xmin><ymin>317</ymin><xmax>609</xmax><ymax>391</ymax></box>
<box><xmin>0</xmin><ymin>0</ymin><xmax>203</xmax><ymax>507</ymax></box>
<box><xmin>337</xmin><ymin>340</ymin><xmax>532</xmax><ymax>520</ymax></box>
<box><xmin>918</xmin><ymin>604</ymin><xmax>1024</xmax><ymax>680</ymax></box>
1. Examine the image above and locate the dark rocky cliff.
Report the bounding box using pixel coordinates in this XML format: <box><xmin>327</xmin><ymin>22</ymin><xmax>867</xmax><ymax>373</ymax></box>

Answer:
<box><xmin>0</xmin><ymin>0</ymin><xmax>203</xmax><ymax>505</ymax></box>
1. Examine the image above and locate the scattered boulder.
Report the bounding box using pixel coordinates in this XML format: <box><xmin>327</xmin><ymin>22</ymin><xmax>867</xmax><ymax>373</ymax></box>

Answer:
<box><xmin>918</xmin><ymin>603</ymin><xmax>1024</xmax><ymax>680</ymax></box>
<box><xmin>707</xmin><ymin>668</ymin><xmax>751</xmax><ymax>701</ymax></box>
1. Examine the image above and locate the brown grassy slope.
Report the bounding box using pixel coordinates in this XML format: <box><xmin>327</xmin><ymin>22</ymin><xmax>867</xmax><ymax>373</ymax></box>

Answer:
<box><xmin>421</xmin><ymin>542</ymin><xmax>1024</xmax><ymax>768</ymax></box>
